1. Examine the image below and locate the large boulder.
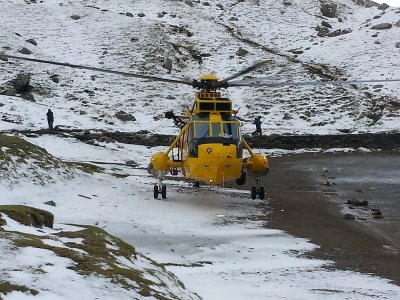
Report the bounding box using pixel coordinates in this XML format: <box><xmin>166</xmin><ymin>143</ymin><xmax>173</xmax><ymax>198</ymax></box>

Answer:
<box><xmin>371</xmin><ymin>23</ymin><xmax>393</xmax><ymax>30</ymax></box>
<box><xmin>320</xmin><ymin>1</ymin><xmax>338</xmax><ymax>18</ymax></box>
<box><xmin>0</xmin><ymin>205</ymin><xmax>54</xmax><ymax>228</ymax></box>
<box><xmin>115</xmin><ymin>110</ymin><xmax>136</xmax><ymax>122</ymax></box>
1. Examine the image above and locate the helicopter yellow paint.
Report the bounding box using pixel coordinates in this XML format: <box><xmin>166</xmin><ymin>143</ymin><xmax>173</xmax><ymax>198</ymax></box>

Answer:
<box><xmin>182</xmin><ymin>143</ymin><xmax>242</xmax><ymax>185</ymax></box>
<box><xmin>148</xmin><ymin>74</ymin><xmax>269</xmax><ymax>198</ymax></box>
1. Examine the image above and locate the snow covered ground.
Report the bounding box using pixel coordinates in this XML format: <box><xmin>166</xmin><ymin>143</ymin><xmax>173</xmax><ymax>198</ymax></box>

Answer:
<box><xmin>2</xmin><ymin>135</ymin><xmax>400</xmax><ymax>299</ymax></box>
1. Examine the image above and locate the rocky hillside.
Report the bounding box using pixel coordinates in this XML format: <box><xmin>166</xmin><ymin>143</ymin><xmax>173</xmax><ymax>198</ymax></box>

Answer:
<box><xmin>0</xmin><ymin>0</ymin><xmax>399</xmax><ymax>136</ymax></box>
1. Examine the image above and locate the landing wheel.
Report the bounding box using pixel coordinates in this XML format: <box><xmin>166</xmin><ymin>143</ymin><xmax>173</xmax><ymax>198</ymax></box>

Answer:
<box><xmin>258</xmin><ymin>186</ymin><xmax>265</xmax><ymax>200</ymax></box>
<box><xmin>161</xmin><ymin>185</ymin><xmax>167</xmax><ymax>199</ymax></box>
<box><xmin>153</xmin><ymin>185</ymin><xmax>159</xmax><ymax>199</ymax></box>
<box><xmin>194</xmin><ymin>181</ymin><xmax>200</xmax><ymax>188</ymax></box>
<box><xmin>251</xmin><ymin>186</ymin><xmax>257</xmax><ymax>200</ymax></box>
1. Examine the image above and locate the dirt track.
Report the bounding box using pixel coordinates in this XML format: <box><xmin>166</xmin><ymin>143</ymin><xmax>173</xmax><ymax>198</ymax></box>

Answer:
<box><xmin>257</xmin><ymin>152</ymin><xmax>400</xmax><ymax>285</ymax></box>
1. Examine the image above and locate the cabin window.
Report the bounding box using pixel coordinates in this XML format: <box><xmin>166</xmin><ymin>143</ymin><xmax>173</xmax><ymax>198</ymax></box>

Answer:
<box><xmin>211</xmin><ymin>123</ymin><xmax>222</xmax><ymax>137</ymax></box>
<box><xmin>223</xmin><ymin>122</ymin><xmax>239</xmax><ymax>139</ymax></box>
<box><xmin>194</xmin><ymin>122</ymin><xmax>209</xmax><ymax>138</ymax></box>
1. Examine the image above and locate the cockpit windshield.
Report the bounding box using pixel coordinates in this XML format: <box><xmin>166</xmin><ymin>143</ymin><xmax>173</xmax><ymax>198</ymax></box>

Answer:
<box><xmin>194</xmin><ymin>122</ymin><xmax>209</xmax><ymax>138</ymax></box>
<box><xmin>192</xmin><ymin>120</ymin><xmax>239</xmax><ymax>139</ymax></box>
<box><xmin>222</xmin><ymin>122</ymin><xmax>239</xmax><ymax>139</ymax></box>
<box><xmin>188</xmin><ymin>118</ymin><xmax>241</xmax><ymax>157</ymax></box>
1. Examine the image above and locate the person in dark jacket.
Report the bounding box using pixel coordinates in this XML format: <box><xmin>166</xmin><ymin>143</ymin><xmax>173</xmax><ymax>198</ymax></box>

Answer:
<box><xmin>46</xmin><ymin>109</ymin><xmax>54</xmax><ymax>130</ymax></box>
<box><xmin>252</xmin><ymin>116</ymin><xmax>262</xmax><ymax>136</ymax></box>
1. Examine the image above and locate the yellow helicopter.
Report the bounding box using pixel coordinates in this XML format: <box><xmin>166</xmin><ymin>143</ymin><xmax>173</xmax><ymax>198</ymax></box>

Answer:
<box><xmin>148</xmin><ymin>73</ymin><xmax>269</xmax><ymax>200</ymax></box>
<box><xmin>2</xmin><ymin>54</ymin><xmax>400</xmax><ymax>200</ymax></box>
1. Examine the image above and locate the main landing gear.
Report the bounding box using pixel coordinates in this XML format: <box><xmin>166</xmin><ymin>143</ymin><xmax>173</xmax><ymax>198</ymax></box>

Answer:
<box><xmin>154</xmin><ymin>180</ymin><xmax>167</xmax><ymax>199</ymax></box>
<box><xmin>250</xmin><ymin>178</ymin><xmax>265</xmax><ymax>200</ymax></box>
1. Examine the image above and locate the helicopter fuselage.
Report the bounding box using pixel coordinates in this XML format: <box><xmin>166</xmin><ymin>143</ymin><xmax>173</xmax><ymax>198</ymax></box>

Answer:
<box><xmin>149</xmin><ymin>85</ymin><xmax>269</xmax><ymax>187</ymax></box>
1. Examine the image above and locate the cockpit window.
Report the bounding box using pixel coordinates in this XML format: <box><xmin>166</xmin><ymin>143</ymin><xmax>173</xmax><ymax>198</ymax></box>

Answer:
<box><xmin>194</xmin><ymin>122</ymin><xmax>209</xmax><ymax>138</ymax></box>
<box><xmin>211</xmin><ymin>123</ymin><xmax>222</xmax><ymax>137</ymax></box>
<box><xmin>193</xmin><ymin>120</ymin><xmax>239</xmax><ymax>140</ymax></box>
<box><xmin>223</xmin><ymin>122</ymin><xmax>239</xmax><ymax>139</ymax></box>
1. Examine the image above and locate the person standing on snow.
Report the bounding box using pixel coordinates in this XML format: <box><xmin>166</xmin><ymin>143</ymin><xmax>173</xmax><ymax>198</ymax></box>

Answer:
<box><xmin>46</xmin><ymin>109</ymin><xmax>54</xmax><ymax>130</ymax></box>
<box><xmin>252</xmin><ymin>116</ymin><xmax>262</xmax><ymax>136</ymax></box>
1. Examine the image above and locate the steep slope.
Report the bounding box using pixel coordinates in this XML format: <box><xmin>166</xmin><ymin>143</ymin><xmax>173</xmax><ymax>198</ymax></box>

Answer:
<box><xmin>0</xmin><ymin>0</ymin><xmax>399</xmax><ymax>135</ymax></box>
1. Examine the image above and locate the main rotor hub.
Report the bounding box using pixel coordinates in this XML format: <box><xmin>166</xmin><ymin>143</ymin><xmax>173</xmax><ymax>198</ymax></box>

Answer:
<box><xmin>192</xmin><ymin>74</ymin><xmax>228</xmax><ymax>91</ymax></box>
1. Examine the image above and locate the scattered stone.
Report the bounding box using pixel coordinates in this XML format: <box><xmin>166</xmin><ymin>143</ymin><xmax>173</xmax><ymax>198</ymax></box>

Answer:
<box><xmin>396</xmin><ymin>42</ymin><xmax>400</xmax><ymax>48</ymax></box>
<box><xmin>236</xmin><ymin>47</ymin><xmax>249</xmax><ymax>57</ymax></box>
<box><xmin>327</xmin><ymin>28</ymin><xmax>352</xmax><ymax>37</ymax></box>
<box><xmin>371</xmin><ymin>208</ymin><xmax>383</xmax><ymax>218</ymax></box>
<box><xmin>378</xmin><ymin>3</ymin><xmax>389</xmax><ymax>10</ymax></box>
<box><xmin>321</xmin><ymin>20</ymin><xmax>332</xmax><ymax>28</ymax></box>
<box><xmin>184</xmin><ymin>0</ymin><xmax>194</xmax><ymax>6</ymax></box>
<box><xmin>325</xmin><ymin>180</ymin><xmax>335</xmax><ymax>186</ymax></box>
<box><xmin>83</xmin><ymin>89</ymin><xmax>95</xmax><ymax>96</ymax></box>
<box><xmin>126</xmin><ymin>12</ymin><xmax>133</xmax><ymax>17</ymax></box>
<box><xmin>396</xmin><ymin>20</ymin><xmax>400</xmax><ymax>27</ymax></box>
<box><xmin>1</xmin><ymin>113</ymin><xmax>23</xmax><ymax>124</ymax></box>
<box><xmin>290</xmin><ymin>49</ymin><xmax>304</xmax><ymax>54</ymax></box>
<box><xmin>25</xmin><ymin>38</ymin><xmax>37</xmax><ymax>46</ymax></box>
<box><xmin>10</xmin><ymin>73</ymin><xmax>33</xmax><ymax>93</ymax></box>
<box><xmin>316</xmin><ymin>25</ymin><xmax>330</xmax><ymax>37</ymax></box>
<box><xmin>216</xmin><ymin>3</ymin><xmax>224</xmax><ymax>10</ymax></box>
<box><xmin>18</xmin><ymin>47</ymin><xmax>32</xmax><ymax>55</ymax></box>
<box><xmin>203</xmin><ymin>2</ymin><xmax>210</xmax><ymax>6</ymax></box>
<box><xmin>283</xmin><ymin>112</ymin><xmax>292</xmax><ymax>120</ymax></box>
<box><xmin>163</xmin><ymin>58</ymin><xmax>173</xmax><ymax>73</ymax></box>
<box><xmin>78</xmin><ymin>194</ymin><xmax>92</xmax><ymax>199</ymax></box>
<box><xmin>126</xmin><ymin>160</ymin><xmax>138</xmax><ymax>167</ymax></box>
<box><xmin>115</xmin><ymin>110</ymin><xmax>136</xmax><ymax>122</ymax></box>
<box><xmin>346</xmin><ymin>199</ymin><xmax>368</xmax><ymax>206</ymax></box>
<box><xmin>50</xmin><ymin>74</ymin><xmax>60</xmax><ymax>83</ymax></box>
<box><xmin>70</xmin><ymin>15</ymin><xmax>81</xmax><ymax>20</ymax></box>
<box><xmin>344</xmin><ymin>213</ymin><xmax>355</xmax><ymax>220</ymax></box>
<box><xmin>44</xmin><ymin>200</ymin><xmax>56</xmax><ymax>207</ymax></box>
<box><xmin>138</xmin><ymin>12</ymin><xmax>145</xmax><ymax>17</ymax></box>
<box><xmin>355</xmin><ymin>189</ymin><xmax>363</xmax><ymax>193</ymax></box>
<box><xmin>320</xmin><ymin>1</ymin><xmax>337</xmax><ymax>18</ymax></box>
<box><xmin>338</xmin><ymin>128</ymin><xmax>351</xmax><ymax>133</ymax></box>
<box><xmin>371</xmin><ymin>23</ymin><xmax>392</xmax><ymax>30</ymax></box>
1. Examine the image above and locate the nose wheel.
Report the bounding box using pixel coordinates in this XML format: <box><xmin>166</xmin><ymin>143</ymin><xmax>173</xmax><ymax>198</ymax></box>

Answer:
<box><xmin>154</xmin><ymin>182</ymin><xmax>167</xmax><ymax>199</ymax></box>
<box><xmin>251</xmin><ymin>179</ymin><xmax>265</xmax><ymax>200</ymax></box>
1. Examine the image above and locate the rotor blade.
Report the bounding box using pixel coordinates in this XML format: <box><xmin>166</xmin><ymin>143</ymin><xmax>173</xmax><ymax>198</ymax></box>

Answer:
<box><xmin>228</xmin><ymin>78</ymin><xmax>400</xmax><ymax>88</ymax></box>
<box><xmin>0</xmin><ymin>54</ymin><xmax>193</xmax><ymax>86</ymax></box>
<box><xmin>222</xmin><ymin>60</ymin><xmax>270</xmax><ymax>82</ymax></box>
<box><xmin>226</xmin><ymin>76</ymin><xmax>279</xmax><ymax>86</ymax></box>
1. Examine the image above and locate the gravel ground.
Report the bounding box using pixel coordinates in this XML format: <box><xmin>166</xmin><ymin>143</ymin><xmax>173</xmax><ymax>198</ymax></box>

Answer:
<box><xmin>257</xmin><ymin>151</ymin><xmax>400</xmax><ymax>285</ymax></box>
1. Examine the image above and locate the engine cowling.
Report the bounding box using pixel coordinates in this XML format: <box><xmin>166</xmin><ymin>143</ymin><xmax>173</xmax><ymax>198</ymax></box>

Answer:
<box><xmin>247</xmin><ymin>154</ymin><xmax>269</xmax><ymax>174</ymax></box>
<box><xmin>149</xmin><ymin>152</ymin><xmax>171</xmax><ymax>173</ymax></box>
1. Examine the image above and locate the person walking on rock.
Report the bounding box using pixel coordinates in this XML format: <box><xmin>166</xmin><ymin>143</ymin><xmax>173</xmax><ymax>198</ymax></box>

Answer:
<box><xmin>252</xmin><ymin>116</ymin><xmax>262</xmax><ymax>136</ymax></box>
<box><xmin>46</xmin><ymin>109</ymin><xmax>54</xmax><ymax>130</ymax></box>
